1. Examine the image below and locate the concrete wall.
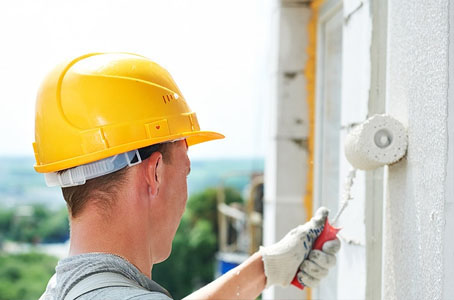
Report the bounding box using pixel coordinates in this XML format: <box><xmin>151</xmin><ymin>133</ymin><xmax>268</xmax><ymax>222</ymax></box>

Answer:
<box><xmin>384</xmin><ymin>0</ymin><xmax>452</xmax><ymax>299</ymax></box>
<box><xmin>263</xmin><ymin>1</ymin><xmax>312</xmax><ymax>299</ymax></box>
<box><xmin>266</xmin><ymin>0</ymin><xmax>454</xmax><ymax>299</ymax></box>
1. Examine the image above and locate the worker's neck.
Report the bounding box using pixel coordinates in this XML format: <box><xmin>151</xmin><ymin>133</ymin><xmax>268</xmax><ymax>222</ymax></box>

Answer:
<box><xmin>68</xmin><ymin>204</ymin><xmax>153</xmax><ymax>278</ymax></box>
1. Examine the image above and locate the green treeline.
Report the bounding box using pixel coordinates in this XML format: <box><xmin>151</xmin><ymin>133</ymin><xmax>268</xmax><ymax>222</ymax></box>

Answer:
<box><xmin>0</xmin><ymin>252</ymin><xmax>58</xmax><ymax>300</ymax></box>
<box><xmin>0</xmin><ymin>205</ymin><xmax>69</xmax><ymax>244</ymax></box>
<box><xmin>0</xmin><ymin>187</ymin><xmax>243</xmax><ymax>300</ymax></box>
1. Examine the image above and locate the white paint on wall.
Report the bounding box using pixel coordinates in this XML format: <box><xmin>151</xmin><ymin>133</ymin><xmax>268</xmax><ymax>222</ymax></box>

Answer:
<box><xmin>385</xmin><ymin>1</ymin><xmax>449</xmax><ymax>299</ymax></box>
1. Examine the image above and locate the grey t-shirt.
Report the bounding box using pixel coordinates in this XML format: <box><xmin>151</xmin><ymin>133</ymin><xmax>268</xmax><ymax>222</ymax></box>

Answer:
<box><xmin>39</xmin><ymin>253</ymin><xmax>173</xmax><ymax>300</ymax></box>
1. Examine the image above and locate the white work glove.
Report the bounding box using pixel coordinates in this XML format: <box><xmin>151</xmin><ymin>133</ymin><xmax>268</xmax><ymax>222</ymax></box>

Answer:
<box><xmin>297</xmin><ymin>237</ymin><xmax>340</xmax><ymax>287</ymax></box>
<box><xmin>259</xmin><ymin>207</ymin><xmax>340</xmax><ymax>288</ymax></box>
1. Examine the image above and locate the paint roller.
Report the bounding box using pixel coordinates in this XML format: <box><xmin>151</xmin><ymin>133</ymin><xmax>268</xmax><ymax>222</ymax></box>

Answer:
<box><xmin>291</xmin><ymin>114</ymin><xmax>408</xmax><ymax>289</ymax></box>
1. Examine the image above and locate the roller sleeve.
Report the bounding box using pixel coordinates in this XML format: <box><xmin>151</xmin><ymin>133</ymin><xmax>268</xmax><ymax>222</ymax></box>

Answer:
<box><xmin>344</xmin><ymin>114</ymin><xmax>407</xmax><ymax>170</ymax></box>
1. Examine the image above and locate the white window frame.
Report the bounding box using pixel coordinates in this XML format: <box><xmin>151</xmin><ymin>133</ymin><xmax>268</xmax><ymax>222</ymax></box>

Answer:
<box><xmin>313</xmin><ymin>1</ymin><xmax>344</xmax><ymax>299</ymax></box>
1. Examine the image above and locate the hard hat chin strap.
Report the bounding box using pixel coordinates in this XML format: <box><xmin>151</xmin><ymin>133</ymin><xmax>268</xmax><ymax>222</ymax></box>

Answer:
<box><xmin>44</xmin><ymin>149</ymin><xmax>143</xmax><ymax>188</ymax></box>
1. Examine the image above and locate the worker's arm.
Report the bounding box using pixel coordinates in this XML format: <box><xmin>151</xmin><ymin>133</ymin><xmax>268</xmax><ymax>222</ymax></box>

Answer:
<box><xmin>183</xmin><ymin>252</ymin><xmax>265</xmax><ymax>300</ymax></box>
<box><xmin>183</xmin><ymin>207</ymin><xmax>340</xmax><ymax>300</ymax></box>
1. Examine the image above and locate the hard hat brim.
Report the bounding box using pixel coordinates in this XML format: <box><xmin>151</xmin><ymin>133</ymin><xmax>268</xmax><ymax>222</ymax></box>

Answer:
<box><xmin>186</xmin><ymin>131</ymin><xmax>225</xmax><ymax>147</ymax></box>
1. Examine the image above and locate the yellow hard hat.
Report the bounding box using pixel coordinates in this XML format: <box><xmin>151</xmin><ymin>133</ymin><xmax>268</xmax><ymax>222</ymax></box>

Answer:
<box><xmin>33</xmin><ymin>52</ymin><xmax>224</xmax><ymax>174</ymax></box>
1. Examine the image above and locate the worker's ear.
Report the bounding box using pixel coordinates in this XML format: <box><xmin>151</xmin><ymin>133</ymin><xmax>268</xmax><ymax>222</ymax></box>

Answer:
<box><xmin>143</xmin><ymin>151</ymin><xmax>163</xmax><ymax>198</ymax></box>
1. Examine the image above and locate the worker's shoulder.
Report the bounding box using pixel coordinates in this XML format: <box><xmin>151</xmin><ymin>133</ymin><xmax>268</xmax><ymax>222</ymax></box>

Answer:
<box><xmin>79</xmin><ymin>286</ymin><xmax>173</xmax><ymax>300</ymax></box>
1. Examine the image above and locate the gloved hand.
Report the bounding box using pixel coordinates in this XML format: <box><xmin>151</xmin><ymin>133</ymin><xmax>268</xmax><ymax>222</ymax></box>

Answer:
<box><xmin>297</xmin><ymin>238</ymin><xmax>340</xmax><ymax>287</ymax></box>
<box><xmin>259</xmin><ymin>207</ymin><xmax>339</xmax><ymax>288</ymax></box>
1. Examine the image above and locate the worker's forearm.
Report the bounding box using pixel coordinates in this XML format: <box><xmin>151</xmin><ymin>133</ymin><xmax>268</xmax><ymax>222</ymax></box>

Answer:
<box><xmin>183</xmin><ymin>252</ymin><xmax>266</xmax><ymax>300</ymax></box>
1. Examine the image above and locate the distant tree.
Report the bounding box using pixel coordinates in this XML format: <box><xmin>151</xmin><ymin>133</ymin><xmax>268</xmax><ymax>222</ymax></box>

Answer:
<box><xmin>37</xmin><ymin>207</ymin><xmax>69</xmax><ymax>243</ymax></box>
<box><xmin>0</xmin><ymin>205</ymin><xmax>69</xmax><ymax>244</ymax></box>
<box><xmin>0</xmin><ymin>209</ymin><xmax>14</xmax><ymax>244</ymax></box>
<box><xmin>0</xmin><ymin>252</ymin><xmax>58</xmax><ymax>300</ymax></box>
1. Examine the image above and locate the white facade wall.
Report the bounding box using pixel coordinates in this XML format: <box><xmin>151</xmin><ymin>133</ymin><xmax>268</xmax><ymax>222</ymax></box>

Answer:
<box><xmin>266</xmin><ymin>0</ymin><xmax>454</xmax><ymax>299</ymax></box>
<box><xmin>384</xmin><ymin>0</ymin><xmax>453</xmax><ymax>299</ymax></box>
<box><xmin>263</xmin><ymin>1</ymin><xmax>312</xmax><ymax>299</ymax></box>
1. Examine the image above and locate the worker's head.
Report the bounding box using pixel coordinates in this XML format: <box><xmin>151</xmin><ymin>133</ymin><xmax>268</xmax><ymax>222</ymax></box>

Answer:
<box><xmin>33</xmin><ymin>53</ymin><xmax>223</xmax><ymax>262</ymax></box>
<box><xmin>59</xmin><ymin>142</ymin><xmax>173</xmax><ymax>218</ymax></box>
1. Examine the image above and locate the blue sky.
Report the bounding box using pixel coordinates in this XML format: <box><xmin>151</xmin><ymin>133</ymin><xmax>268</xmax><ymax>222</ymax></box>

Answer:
<box><xmin>0</xmin><ymin>0</ymin><xmax>273</xmax><ymax>159</ymax></box>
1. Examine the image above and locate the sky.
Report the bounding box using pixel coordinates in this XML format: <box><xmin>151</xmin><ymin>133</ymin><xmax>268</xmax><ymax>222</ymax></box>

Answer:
<box><xmin>0</xmin><ymin>0</ymin><xmax>274</xmax><ymax>159</ymax></box>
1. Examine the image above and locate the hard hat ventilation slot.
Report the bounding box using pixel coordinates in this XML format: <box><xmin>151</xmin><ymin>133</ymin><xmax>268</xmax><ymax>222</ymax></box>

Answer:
<box><xmin>162</xmin><ymin>94</ymin><xmax>175</xmax><ymax>104</ymax></box>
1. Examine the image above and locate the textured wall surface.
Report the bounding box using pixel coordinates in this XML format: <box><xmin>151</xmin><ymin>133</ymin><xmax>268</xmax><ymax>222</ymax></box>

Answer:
<box><xmin>385</xmin><ymin>1</ymin><xmax>449</xmax><ymax>299</ymax></box>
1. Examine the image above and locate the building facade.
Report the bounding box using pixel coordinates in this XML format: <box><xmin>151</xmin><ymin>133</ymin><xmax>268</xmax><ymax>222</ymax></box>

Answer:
<box><xmin>264</xmin><ymin>0</ymin><xmax>454</xmax><ymax>299</ymax></box>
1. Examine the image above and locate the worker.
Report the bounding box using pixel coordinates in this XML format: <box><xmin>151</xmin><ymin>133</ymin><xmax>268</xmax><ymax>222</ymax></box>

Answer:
<box><xmin>35</xmin><ymin>53</ymin><xmax>340</xmax><ymax>300</ymax></box>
